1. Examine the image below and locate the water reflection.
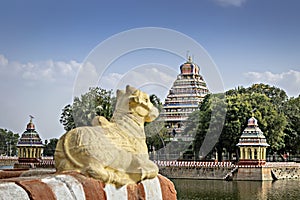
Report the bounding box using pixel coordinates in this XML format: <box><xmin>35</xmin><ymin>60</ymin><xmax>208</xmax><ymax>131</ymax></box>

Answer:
<box><xmin>172</xmin><ymin>179</ymin><xmax>300</xmax><ymax>200</ymax></box>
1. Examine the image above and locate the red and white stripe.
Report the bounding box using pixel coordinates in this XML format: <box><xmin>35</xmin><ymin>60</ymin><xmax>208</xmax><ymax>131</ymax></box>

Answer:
<box><xmin>0</xmin><ymin>172</ymin><xmax>176</xmax><ymax>200</ymax></box>
<box><xmin>154</xmin><ymin>160</ymin><xmax>235</xmax><ymax>168</ymax></box>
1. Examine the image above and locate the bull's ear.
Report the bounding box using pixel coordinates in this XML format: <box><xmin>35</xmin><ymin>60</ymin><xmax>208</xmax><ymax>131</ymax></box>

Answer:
<box><xmin>116</xmin><ymin>89</ymin><xmax>125</xmax><ymax>98</ymax></box>
<box><xmin>126</xmin><ymin>85</ymin><xmax>137</xmax><ymax>94</ymax></box>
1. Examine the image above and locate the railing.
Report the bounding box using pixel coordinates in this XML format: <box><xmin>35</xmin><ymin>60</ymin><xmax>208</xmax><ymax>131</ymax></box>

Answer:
<box><xmin>0</xmin><ymin>156</ymin><xmax>18</xmax><ymax>160</ymax></box>
<box><xmin>0</xmin><ymin>156</ymin><xmax>55</xmax><ymax>168</ymax></box>
<box><xmin>153</xmin><ymin>160</ymin><xmax>235</xmax><ymax>168</ymax></box>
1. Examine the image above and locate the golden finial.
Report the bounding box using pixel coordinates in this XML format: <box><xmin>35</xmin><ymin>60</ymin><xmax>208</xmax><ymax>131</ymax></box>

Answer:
<box><xmin>186</xmin><ymin>50</ymin><xmax>193</xmax><ymax>63</ymax></box>
<box><xmin>29</xmin><ymin>115</ymin><xmax>34</xmax><ymax>122</ymax></box>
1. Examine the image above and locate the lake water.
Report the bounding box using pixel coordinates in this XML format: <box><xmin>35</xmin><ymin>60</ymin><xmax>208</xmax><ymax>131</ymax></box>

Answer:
<box><xmin>0</xmin><ymin>165</ymin><xmax>13</xmax><ymax>169</ymax></box>
<box><xmin>172</xmin><ymin>179</ymin><xmax>300</xmax><ymax>200</ymax></box>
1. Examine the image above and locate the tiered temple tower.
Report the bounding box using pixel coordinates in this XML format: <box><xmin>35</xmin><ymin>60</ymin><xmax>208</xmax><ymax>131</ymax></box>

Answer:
<box><xmin>17</xmin><ymin>116</ymin><xmax>44</xmax><ymax>163</ymax></box>
<box><xmin>236</xmin><ymin>116</ymin><xmax>269</xmax><ymax>166</ymax></box>
<box><xmin>161</xmin><ymin>56</ymin><xmax>209</xmax><ymax>139</ymax></box>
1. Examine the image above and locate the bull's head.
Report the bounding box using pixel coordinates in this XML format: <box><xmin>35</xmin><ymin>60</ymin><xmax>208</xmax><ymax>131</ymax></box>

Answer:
<box><xmin>115</xmin><ymin>85</ymin><xmax>159</xmax><ymax>123</ymax></box>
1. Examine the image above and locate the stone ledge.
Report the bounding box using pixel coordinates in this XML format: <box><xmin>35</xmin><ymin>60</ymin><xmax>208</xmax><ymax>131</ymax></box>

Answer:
<box><xmin>0</xmin><ymin>170</ymin><xmax>176</xmax><ymax>200</ymax></box>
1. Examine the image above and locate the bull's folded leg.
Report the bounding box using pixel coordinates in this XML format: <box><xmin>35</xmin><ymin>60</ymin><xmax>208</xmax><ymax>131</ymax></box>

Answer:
<box><xmin>83</xmin><ymin>163</ymin><xmax>135</xmax><ymax>187</ymax></box>
<box><xmin>140</xmin><ymin>161</ymin><xmax>159</xmax><ymax>180</ymax></box>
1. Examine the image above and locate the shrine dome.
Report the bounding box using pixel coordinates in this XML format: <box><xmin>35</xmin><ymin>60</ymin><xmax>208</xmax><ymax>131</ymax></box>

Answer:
<box><xmin>17</xmin><ymin>116</ymin><xmax>43</xmax><ymax>147</ymax></box>
<box><xmin>26</xmin><ymin>120</ymin><xmax>35</xmax><ymax>130</ymax></box>
<box><xmin>180</xmin><ymin>56</ymin><xmax>200</xmax><ymax>75</ymax></box>
<box><xmin>247</xmin><ymin>117</ymin><xmax>258</xmax><ymax>126</ymax></box>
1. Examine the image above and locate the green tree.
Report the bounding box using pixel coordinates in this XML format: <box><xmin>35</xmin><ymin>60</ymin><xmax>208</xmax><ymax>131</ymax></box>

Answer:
<box><xmin>145</xmin><ymin>120</ymin><xmax>168</xmax><ymax>152</ymax></box>
<box><xmin>228</xmin><ymin>83</ymin><xmax>288</xmax><ymax>110</ymax></box>
<box><xmin>43</xmin><ymin>138</ymin><xmax>59</xmax><ymax>156</ymax></box>
<box><xmin>247</xmin><ymin>83</ymin><xmax>288</xmax><ymax>106</ymax></box>
<box><xmin>145</xmin><ymin>94</ymin><xmax>169</xmax><ymax>151</ymax></box>
<box><xmin>149</xmin><ymin>94</ymin><xmax>163</xmax><ymax>112</ymax></box>
<box><xmin>0</xmin><ymin>128</ymin><xmax>19</xmax><ymax>156</ymax></box>
<box><xmin>191</xmin><ymin>89</ymin><xmax>287</xmax><ymax>161</ymax></box>
<box><xmin>187</xmin><ymin>94</ymin><xmax>226</xmax><ymax>160</ymax></box>
<box><xmin>219</xmin><ymin>93</ymin><xmax>286</xmax><ymax>159</ymax></box>
<box><xmin>60</xmin><ymin>87</ymin><xmax>115</xmax><ymax>131</ymax></box>
<box><xmin>282</xmin><ymin>95</ymin><xmax>300</xmax><ymax>154</ymax></box>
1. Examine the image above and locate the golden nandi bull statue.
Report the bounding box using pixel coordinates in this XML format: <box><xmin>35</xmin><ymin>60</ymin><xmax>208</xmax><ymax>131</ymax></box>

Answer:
<box><xmin>55</xmin><ymin>85</ymin><xmax>159</xmax><ymax>186</ymax></box>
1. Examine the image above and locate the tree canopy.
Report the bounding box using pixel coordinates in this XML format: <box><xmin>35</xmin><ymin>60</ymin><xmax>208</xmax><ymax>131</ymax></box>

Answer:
<box><xmin>0</xmin><ymin>128</ymin><xmax>19</xmax><ymax>156</ymax></box>
<box><xmin>145</xmin><ymin>94</ymin><xmax>169</xmax><ymax>151</ymax></box>
<box><xmin>282</xmin><ymin>95</ymin><xmax>300</xmax><ymax>154</ymax></box>
<box><xmin>188</xmin><ymin>84</ymin><xmax>290</xmax><ymax>161</ymax></box>
<box><xmin>43</xmin><ymin>138</ymin><xmax>59</xmax><ymax>156</ymax></box>
<box><xmin>60</xmin><ymin>87</ymin><xmax>115</xmax><ymax>131</ymax></box>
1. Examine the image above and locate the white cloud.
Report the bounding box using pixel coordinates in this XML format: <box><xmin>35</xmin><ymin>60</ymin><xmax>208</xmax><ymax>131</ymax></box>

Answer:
<box><xmin>213</xmin><ymin>0</ymin><xmax>247</xmax><ymax>7</ymax></box>
<box><xmin>73</xmin><ymin>61</ymin><xmax>100</xmax><ymax>97</ymax></box>
<box><xmin>98</xmin><ymin>65</ymin><xmax>177</xmax><ymax>99</ymax></box>
<box><xmin>0</xmin><ymin>54</ymin><xmax>80</xmax><ymax>82</ymax></box>
<box><xmin>99</xmin><ymin>72</ymin><xmax>123</xmax><ymax>90</ymax></box>
<box><xmin>0</xmin><ymin>54</ymin><xmax>8</xmax><ymax>66</ymax></box>
<box><xmin>244</xmin><ymin>70</ymin><xmax>300</xmax><ymax>97</ymax></box>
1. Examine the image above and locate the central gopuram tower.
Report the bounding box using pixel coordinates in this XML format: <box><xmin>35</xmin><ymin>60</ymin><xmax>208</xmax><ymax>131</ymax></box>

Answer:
<box><xmin>161</xmin><ymin>56</ymin><xmax>209</xmax><ymax>140</ymax></box>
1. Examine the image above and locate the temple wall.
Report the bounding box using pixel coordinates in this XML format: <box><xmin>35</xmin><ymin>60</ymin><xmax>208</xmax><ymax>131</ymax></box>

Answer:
<box><xmin>234</xmin><ymin>167</ymin><xmax>273</xmax><ymax>181</ymax></box>
<box><xmin>156</xmin><ymin>161</ymin><xmax>300</xmax><ymax>181</ymax></box>
<box><xmin>271</xmin><ymin>167</ymin><xmax>300</xmax><ymax>179</ymax></box>
<box><xmin>159</xmin><ymin>166</ymin><xmax>235</xmax><ymax>180</ymax></box>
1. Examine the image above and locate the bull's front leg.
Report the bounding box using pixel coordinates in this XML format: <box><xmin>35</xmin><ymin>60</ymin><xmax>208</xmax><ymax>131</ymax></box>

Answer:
<box><xmin>128</xmin><ymin>154</ymin><xmax>159</xmax><ymax>182</ymax></box>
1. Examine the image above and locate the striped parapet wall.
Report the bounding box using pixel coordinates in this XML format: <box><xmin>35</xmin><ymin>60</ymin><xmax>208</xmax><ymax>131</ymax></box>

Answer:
<box><xmin>154</xmin><ymin>160</ymin><xmax>236</xmax><ymax>180</ymax></box>
<box><xmin>0</xmin><ymin>170</ymin><xmax>176</xmax><ymax>200</ymax></box>
<box><xmin>0</xmin><ymin>156</ymin><xmax>18</xmax><ymax>166</ymax></box>
<box><xmin>154</xmin><ymin>160</ymin><xmax>235</xmax><ymax>168</ymax></box>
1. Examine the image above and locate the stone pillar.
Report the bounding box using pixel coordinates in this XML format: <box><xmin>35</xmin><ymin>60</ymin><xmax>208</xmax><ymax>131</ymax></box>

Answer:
<box><xmin>25</xmin><ymin>148</ymin><xmax>28</xmax><ymax>158</ymax></box>
<box><xmin>240</xmin><ymin>148</ymin><xmax>243</xmax><ymax>159</ymax></box>
<box><xmin>251</xmin><ymin>148</ymin><xmax>255</xmax><ymax>160</ymax></box>
<box><xmin>240</xmin><ymin>147</ymin><xmax>244</xmax><ymax>159</ymax></box>
<box><xmin>37</xmin><ymin>148</ymin><xmax>40</xmax><ymax>158</ymax></box>
<box><xmin>257</xmin><ymin>148</ymin><xmax>261</xmax><ymax>160</ymax></box>
<box><xmin>29</xmin><ymin>148</ymin><xmax>32</xmax><ymax>158</ymax></box>
<box><xmin>245</xmin><ymin>148</ymin><xmax>248</xmax><ymax>159</ymax></box>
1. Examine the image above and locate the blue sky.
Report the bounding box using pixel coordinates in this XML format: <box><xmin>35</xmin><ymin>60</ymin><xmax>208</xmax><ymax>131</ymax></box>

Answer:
<box><xmin>0</xmin><ymin>0</ymin><xmax>299</xmax><ymax>140</ymax></box>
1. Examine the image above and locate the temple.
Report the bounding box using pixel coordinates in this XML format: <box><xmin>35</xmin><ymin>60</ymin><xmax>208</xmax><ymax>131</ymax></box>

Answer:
<box><xmin>161</xmin><ymin>56</ymin><xmax>209</xmax><ymax>140</ymax></box>
<box><xmin>236</xmin><ymin>116</ymin><xmax>270</xmax><ymax>166</ymax></box>
<box><xmin>16</xmin><ymin>116</ymin><xmax>44</xmax><ymax>163</ymax></box>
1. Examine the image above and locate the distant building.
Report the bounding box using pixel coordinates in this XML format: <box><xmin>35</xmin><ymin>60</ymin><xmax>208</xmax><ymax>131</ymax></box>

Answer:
<box><xmin>160</xmin><ymin>56</ymin><xmax>209</xmax><ymax>140</ymax></box>
<box><xmin>17</xmin><ymin>116</ymin><xmax>44</xmax><ymax>163</ymax></box>
<box><xmin>236</xmin><ymin>116</ymin><xmax>269</xmax><ymax>166</ymax></box>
